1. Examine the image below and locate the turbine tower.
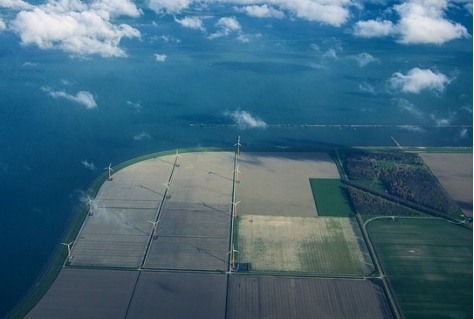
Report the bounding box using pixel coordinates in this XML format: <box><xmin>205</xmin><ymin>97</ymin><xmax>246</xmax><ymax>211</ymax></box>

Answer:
<box><xmin>227</xmin><ymin>244</ymin><xmax>239</xmax><ymax>269</ymax></box>
<box><xmin>149</xmin><ymin>220</ymin><xmax>159</xmax><ymax>240</ymax></box>
<box><xmin>174</xmin><ymin>150</ymin><xmax>182</xmax><ymax>167</ymax></box>
<box><xmin>162</xmin><ymin>182</ymin><xmax>171</xmax><ymax>199</ymax></box>
<box><xmin>61</xmin><ymin>241</ymin><xmax>74</xmax><ymax>262</ymax></box>
<box><xmin>234</xmin><ymin>135</ymin><xmax>242</xmax><ymax>155</ymax></box>
<box><xmin>233</xmin><ymin>165</ymin><xmax>241</xmax><ymax>183</ymax></box>
<box><xmin>104</xmin><ymin>163</ymin><xmax>113</xmax><ymax>181</ymax></box>
<box><xmin>87</xmin><ymin>196</ymin><xmax>95</xmax><ymax>216</ymax></box>
<box><xmin>230</xmin><ymin>200</ymin><xmax>241</xmax><ymax>219</ymax></box>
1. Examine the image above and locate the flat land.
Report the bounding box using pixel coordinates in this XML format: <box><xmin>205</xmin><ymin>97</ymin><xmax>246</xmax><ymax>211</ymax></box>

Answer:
<box><xmin>127</xmin><ymin>272</ymin><xmax>227</xmax><ymax>319</ymax></box>
<box><xmin>226</xmin><ymin>275</ymin><xmax>393</xmax><ymax>319</ymax></box>
<box><xmin>25</xmin><ymin>269</ymin><xmax>138</xmax><ymax>319</ymax></box>
<box><xmin>236</xmin><ymin>215</ymin><xmax>373</xmax><ymax>275</ymax></box>
<box><xmin>70</xmin><ymin>157</ymin><xmax>174</xmax><ymax>268</ymax></box>
<box><xmin>236</xmin><ymin>152</ymin><xmax>340</xmax><ymax>217</ymax></box>
<box><xmin>309</xmin><ymin>178</ymin><xmax>354</xmax><ymax>217</ymax></box>
<box><xmin>367</xmin><ymin>218</ymin><xmax>473</xmax><ymax>319</ymax></box>
<box><xmin>420</xmin><ymin>153</ymin><xmax>473</xmax><ymax>217</ymax></box>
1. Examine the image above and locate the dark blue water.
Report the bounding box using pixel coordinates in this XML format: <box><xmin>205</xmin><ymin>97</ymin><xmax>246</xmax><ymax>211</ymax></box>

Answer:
<box><xmin>0</xmin><ymin>1</ymin><xmax>472</xmax><ymax>317</ymax></box>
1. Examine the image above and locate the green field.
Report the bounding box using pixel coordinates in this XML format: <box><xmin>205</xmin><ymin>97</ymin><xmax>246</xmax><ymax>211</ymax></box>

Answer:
<box><xmin>367</xmin><ymin>218</ymin><xmax>473</xmax><ymax>319</ymax></box>
<box><xmin>309</xmin><ymin>179</ymin><xmax>354</xmax><ymax>217</ymax></box>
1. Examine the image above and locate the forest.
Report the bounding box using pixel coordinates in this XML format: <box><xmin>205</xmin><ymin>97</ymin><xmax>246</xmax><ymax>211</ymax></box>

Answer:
<box><xmin>344</xmin><ymin>152</ymin><xmax>459</xmax><ymax>217</ymax></box>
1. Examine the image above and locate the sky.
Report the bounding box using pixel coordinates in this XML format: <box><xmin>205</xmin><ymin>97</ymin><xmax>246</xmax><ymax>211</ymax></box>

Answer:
<box><xmin>0</xmin><ymin>0</ymin><xmax>472</xmax><ymax>317</ymax></box>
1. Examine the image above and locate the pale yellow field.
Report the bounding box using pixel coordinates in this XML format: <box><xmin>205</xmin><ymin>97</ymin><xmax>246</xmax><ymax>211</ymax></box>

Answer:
<box><xmin>236</xmin><ymin>215</ymin><xmax>373</xmax><ymax>276</ymax></box>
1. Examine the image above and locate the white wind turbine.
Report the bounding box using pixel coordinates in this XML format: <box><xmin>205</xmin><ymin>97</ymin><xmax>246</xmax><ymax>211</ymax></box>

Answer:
<box><xmin>162</xmin><ymin>182</ymin><xmax>171</xmax><ymax>199</ymax></box>
<box><xmin>233</xmin><ymin>165</ymin><xmax>241</xmax><ymax>183</ymax></box>
<box><xmin>61</xmin><ymin>241</ymin><xmax>74</xmax><ymax>262</ymax></box>
<box><xmin>87</xmin><ymin>196</ymin><xmax>95</xmax><ymax>216</ymax></box>
<box><xmin>227</xmin><ymin>244</ymin><xmax>239</xmax><ymax>269</ymax></box>
<box><xmin>234</xmin><ymin>135</ymin><xmax>242</xmax><ymax>155</ymax></box>
<box><xmin>149</xmin><ymin>220</ymin><xmax>159</xmax><ymax>239</ymax></box>
<box><xmin>174</xmin><ymin>150</ymin><xmax>182</xmax><ymax>167</ymax></box>
<box><xmin>230</xmin><ymin>200</ymin><xmax>241</xmax><ymax>219</ymax></box>
<box><xmin>104</xmin><ymin>163</ymin><xmax>113</xmax><ymax>181</ymax></box>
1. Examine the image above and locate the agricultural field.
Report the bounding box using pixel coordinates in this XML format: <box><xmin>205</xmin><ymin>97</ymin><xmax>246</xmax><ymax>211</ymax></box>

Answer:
<box><xmin>367</xmin><ymin>218</ymin><xmax>473</xmax><ymax>319</ymax></box>
<box><xmin>235</xmin><ymin>215</ymin><xmax>373</xmax><ymax>275</ymax></box>
<box><xmin>226</xmin><ymin>275</ymin><xmax>393</xmax><ymax>319</ymax></box>
<box><xmin>420</xmin><ymin>153</ymin><xmax>473</xmax><ymax>217</ymax></box>
<box><xmin>309</xmin><ymin>178</ymin><xmax>354</xmax><ymax>217</ymax></box>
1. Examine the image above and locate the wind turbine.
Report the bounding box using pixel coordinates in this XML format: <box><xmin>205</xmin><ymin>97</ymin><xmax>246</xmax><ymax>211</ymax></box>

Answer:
<box><xmin>234</xmin><ymin>135</ymin><xmax>242</xmax><ymax>155</ymax></box>
<box><xmin>104</xmin><ymin>163</ymin><xmax>113</xmax><ymax>181</ymax></box>
<box><xmin>87</xmin><ymin>196</ymin><xmax>95</xmax><ymax>216</ymax></box>
<box><xmin>162</xmin><ymin>182</ymin><xmax>171</xmax><ymax>199</ymax></box>
<box><xmin>233</xmin><ymin>165</ymin><xmax>241</xmax><ymax>183</ymax></box>
<box><xmin>227</xmin><ymin>244</ymin><xmax>239</xmax><ymax>269</ymax></box>
<box><xmin>61</xmin><ymin>241</ymin><xmax>74</xmax><ymax>262</ymax></box>
<box><xmin>174</xmin><ymin>150</ymin><xmax>182</xmax><ymax>167</ymax></box>
<box><xmin>230</xmin><ymin>200</ymin><xmax>241</xmax><ymax>219</ymax></box>
<box><xmin>149</xmin><ymin>220</ymin><xmax>159</xmax><ymax>239</ymax></box>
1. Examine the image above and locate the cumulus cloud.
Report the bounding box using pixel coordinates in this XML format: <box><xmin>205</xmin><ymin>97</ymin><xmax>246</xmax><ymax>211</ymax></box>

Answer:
<box><xmin>359</xmin><ymin>82</ymin><xmax>376</xmax><ymax>94</ymax></box>
<box><xmin>43</xmin><ymin>87</ymin><xmax>97</xmax><ymax>109</ymax></box>
<box><xmin>0</xmin><ymin>0</ymin><xmax>33</xmax><ymax>10</ymax></box>
<box><xmin>0</xmin><ymin>17</ymin><xmax>6</xmax><ymax>31</ymax></box>
<box><xmin>239</xmin><ymin>4</ymin><xmax>285</xmax><ymax>19</ymax></box>
<box><xmin>208</xmin><ymin>16</ymin><xmax>241</xmax><ymax>39</ymax></box>
<box><xmin>10</xmin><ymin>0</ymin><xmax>141</xmax><ymax>57</ymax></box>
<box><xmin>353</xmin><ymin>0</ymin><xmax>469</xmax><ymax>44</ymax></box>
<box><xmin>154</xmin><ymin>53</ymin><xmax>167</xmax><ymax>62</ymax></box>
<box><xmin>175</xmin><ymin>16</ymin><xmax>205</xmax><ymax>31</ymax></box>
<box><xmin>81</xmin><ymin>160</ymin><xmax>97</xmax><ymax>171</ymax></box>
<box><xmin>148</xmin><ymin>0</ymin><xmax>192</xmax><ymax>14</ymax></box>
<box><xmin>389</xmin><ymin>68</ymin><xmax>451</xmax><ymax>94</ymax></box>
<box><xmin>225</xmin><ymin>109</ymin><xmax>267</xmax><ymax>129</ymax></box>
<box><xmin>353</xmin><ymin>19</ymin><xmax>394</xmax><ymax>38</ymax></box>
<box><xmin>395</xmin><ymin>0</ymin><xmax>469</xmax><ymax>44</ymax></box>
<box><xmin>148</xmin><ymin>0</ymin><xmax>352</xmax><ymax>26</ymax></box>
<box><xmin>349</xmin><ymin>52</ymin><xmax>379</xmax><ymax>67</ymax></box>
<box><xmin>392</xmin><ymin>98</ymin><xmax>423</xmax><ymax>117</ymax></box>
<box><xmin>126</xmin><ymin>100</ymin><xmax>143</xmax><ymax>112</ymax></box>
<box><xmin>133</xmin><ymin>131</ymin><xmax>151</xmax><ymax>140</ymax></box>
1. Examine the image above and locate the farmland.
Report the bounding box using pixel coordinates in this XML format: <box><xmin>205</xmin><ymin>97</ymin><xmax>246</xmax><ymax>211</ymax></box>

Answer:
<box><xmin>309</xmin><ymin>178</ymin><xmax>354</xmax><ymax>217</ymax></box>
<box><xmin>367</xmin><ymin>218</ymin><xmax>473</xmax><ymax>319</ymax></box>
<box><xmin>235</xmin><ymin>215</ymin><xmax>373</xmax><ymax>275</ymax></box>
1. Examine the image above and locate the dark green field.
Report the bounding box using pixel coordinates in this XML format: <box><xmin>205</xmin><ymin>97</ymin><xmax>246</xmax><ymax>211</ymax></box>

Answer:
<box><xmin>309</xmin><ymin>179</ymin><xmax>354</xmax><ymax>217</ymax></box>
<box><xmin>367</xmin><ymin>218</ymin><xmax>473</xmax><ymax>319</ymax></box>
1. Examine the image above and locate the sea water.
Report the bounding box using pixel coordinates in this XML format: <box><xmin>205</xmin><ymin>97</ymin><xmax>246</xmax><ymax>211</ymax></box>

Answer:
<box><xmin>0</xmin><ymin>2</ymin><xmax>472</xmax><ymax>317</ymax></box>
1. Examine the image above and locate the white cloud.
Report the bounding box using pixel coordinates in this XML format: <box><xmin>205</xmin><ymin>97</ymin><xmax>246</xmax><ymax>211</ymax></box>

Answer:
<box><xmin>389</xmin><ymin>68</ymin><xmax>451</xmax><ymax>94</ymax></box>
<box><xmin>225</xmin><ymin>109</ymin><xmax>267</xmax><ymax>129</ymax></box>
<box><xmin>154</xmin><ymin>53</ymin><xmax>167</xmax><ymax>62</ymax></box>
<box><xmin>175</xmin><ymin>16</ymin><xmax>205</xmax><ymax>31</ymax></box>
<box><xmin>240</xmin><ymin>4</ymin><xmax>285</xmax><ymax>19</ymax></box>
<box><xmin>208</xmin><ymin>16</ymin><xmax>241</xmax><ymax>39</ymax></box>
<box><xmin>349</xmin><ymin>52</ymin><xmax>379</xmax><ymax>67</ymax></box>
<box><xmin>43</xmin><ymin>87</ymin><xmax>97</xmax><ymax>109</ymax></box>
<box><xmin>359</xmin><ymin>82</ymin><xmax>376</xmax><ymax>94</ymax></box>
<box><xmin>10</xmin><ymin>1</ymin><xmax>141</xmax><ymax>57</ymax></box>
<box><xmin>353</xmin><ymin>19</ymin><xmax>394</xmax><ymax>38</ymax></box>
<box><xmin>148</xmin><ymin>0</ymin><xmax>192</xmax><ymax>14</ymax></box>
<box><xmin>81</xmin><ymin>160</ymin><xmax>97</xmax><ymax>171</ymax></box>
<box><xmin>459</xmin><ymin>128</ymin><xmax>468</xmax><ymax>138</ymax></box>
<box><xmin>91</xmin><ymin>0</ymin><xmax>142</xmax><ymax>18</ymax></box>
<box><xmin>133</xmin><ymin>131</ymin><xmax>151</xmax><ymax>140</ymax></box>
<box><xmin>0</xmin><ymin>0</ymin><xmax>33</xmax><ymax>10</ymax></box>
<box><xmin>354</xmin><ymin>0</ymin><xmax>469</xmax><ymax>44</ymax></box>
<box><xmin>392</xmin><ymin>98</ymin><xmax>423</xmax><ymax>117</ymax></box>
<box><xmin>126</xmin><ymin>100</ymin><xmax>143</xmax><ymax>112</ymax></box>
<box><xmin>0</xmin><ymin>17</ymin><xmax>6</xmax><ymax>31</ymax></box>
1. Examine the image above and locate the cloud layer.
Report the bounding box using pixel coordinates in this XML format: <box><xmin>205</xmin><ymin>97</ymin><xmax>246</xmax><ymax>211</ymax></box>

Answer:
<box><xmin>389</xmin><ymin>68</ymin><xmax>451</xmax><ymax>94</ymax></box>
<box><xmin>43</xmin><ymin>87</ymin><xmax>97</xmax><ymax>109</ymax></box>
<box><xmin>225</xmin><ymin>110</ymin><xmax>267</xmax><ymax>129</ymax></box>
<box><xmin>353</xmin><ymin>0</ymin><xmax>469</xmax><ymax>44</ymax></box>
<box><xmin>9</xmin><ymin>0</ymin><xmax>141</xmax><ymax>57</ymax></box>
